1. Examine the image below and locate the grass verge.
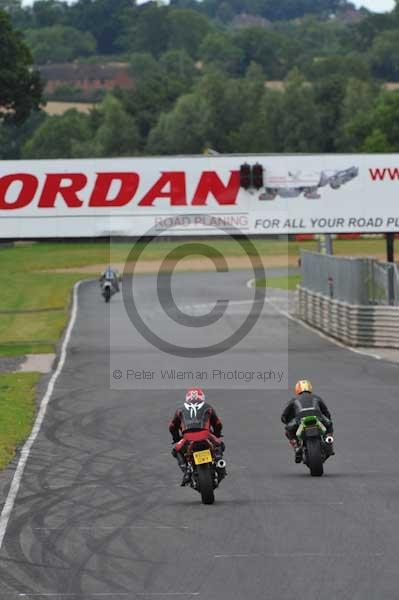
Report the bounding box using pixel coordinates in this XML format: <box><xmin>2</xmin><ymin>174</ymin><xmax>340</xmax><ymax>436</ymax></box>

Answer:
<box><xmin>0</xmin><ymin>238</ymin><xmax>389</xmax><ymax>273</ymax></box>
<box><xmin>0</xmin><ymin>373</ymin><xmax>40</xmax><ymax>469</ymax></box>
<box><xmin>0</xmin><ymin>272</ymin><xmax>87</xmax><ymax>357</ymax></box>
<box><xmin>256</xmin><ymin>274</ymin><xmax>301</xmax><ymax>290</ymax></box>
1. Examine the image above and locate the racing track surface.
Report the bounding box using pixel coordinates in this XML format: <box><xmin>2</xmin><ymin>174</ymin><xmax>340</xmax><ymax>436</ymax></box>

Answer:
<box><xmin>0</xmin><ymin>270</ymin><xmax>399</xmax><ymax>599</ymax></box>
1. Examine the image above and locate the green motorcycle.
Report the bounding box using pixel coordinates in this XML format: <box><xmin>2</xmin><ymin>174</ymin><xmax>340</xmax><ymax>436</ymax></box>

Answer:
<box><xmin>296</xmin><ymin>415</ymin><xmax>333</xmax><ymax>477</ymax></box>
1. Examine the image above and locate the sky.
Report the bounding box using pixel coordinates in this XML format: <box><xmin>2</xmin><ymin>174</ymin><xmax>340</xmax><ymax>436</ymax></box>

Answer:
<box><xmin>352</xmin><ymin>0</ymin><xmax>395</xmax><ymax>11</ymax></box>
<box><xmin>20</xmin><ymin>0</ymin><xmax>397</xmax><ymax>11</ymax></box>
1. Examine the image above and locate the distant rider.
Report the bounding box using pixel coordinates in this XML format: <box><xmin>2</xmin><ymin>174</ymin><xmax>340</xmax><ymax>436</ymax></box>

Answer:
<box><xmin>281</xmin><ymin>380</ymin><xmax>334</xmax><ymax>463</ymax></box>
<box><xmin>169</xmin><ymin>388</ymin><xmax>225</xmax><ymax>486</ymax></box>
<box><xmin>100</xmin><ymin>266</ymin><xmax>120</xmax><ymax>293</ymax></box>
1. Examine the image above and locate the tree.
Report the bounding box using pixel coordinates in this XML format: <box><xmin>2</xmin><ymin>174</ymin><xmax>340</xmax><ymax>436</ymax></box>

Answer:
<box><xmin>117</xmin><ymin>52</ymin><xmax>190</xmax><ymax>147</ymax></box>
<box><xmin>129</xmin><ymin>52</ymin><xmax>163</xmax><ymax>83</ymax></box>
<box><xmin>336</xmin><ymin>78</ymin><xmax>379</xmax><ymax>151</ymax></box>
<box><xmin>232</xmin><ymin>27</ymin><xmax>286</xmax><ymax>78</ymax></box>
<box><xmin>362</xmin><ymin>129</ymin><xmax>392</xmax><ymax>152</ymax></box>
<box><xmin>272</xmin><ymin>69</ymin><xmax>323</xmax><ymax>152</ymax></box>
<box><xmin>22</xmin><ymin>109</ymin><xmax>91</xmax><ymax>158</ymax></box>
<box><xmin>32</xmin><ymin>0</ymin><xmax>68</xmax><ymax>27</ymax></box>
<box><xmin>228</xmin><ymin>64</ymin><xmax>275</xmax><ymax>153</ymax></box>
<box><xmin>21</xmin><ymin>96</ymin><xmax>140</xmax><ymax>159</ymax></box>
<box><xmin>333</xmin><ymin>89</ymin><xmax>399</xmax><ymax>153</ymax></box>
<box><xmin>173</xmin><ymin>0</ymin><xmax>348</xmax><ymax>21</ymax></box>
<box><xmin>24</xmin><ymin>25</ymin><xmax>96</xmax><ymax>63</ymax></box>
<box><xmin>159</xmin><ymin>49</ymin><xmax>197</xmax><ymax>96</ymax></box>
<box><xmin>0</xmin><ymin>0</ymin><xmax>22</xmax><ymax>14</ymax></box>
<box><xmin>362</xmin><ymin>91</ymin><xmax>399</xmax><ymax>151</ymax></box>
<box><xmin>215</xmin><ymin>2</ymin><xmax>234</xmax><ymax>23</ymax></box>
<box><xmin>370</xmin><ymin>30</ymin><xmax>399</xmax><ymax>81</ymax></box>
<box><xmin>352</xmin><ymin>12</ymin><xmax>396</xmax><ymax>53</ymax></box>
<box><xmin>146</xmin><ymin>92</ymin><xmax>210</xmax><ymax>154</ymax></box>
<box><xmin>199</xmin><ymin>32</ymin><xmax>243</xmax><ymax>75</ymax></box>
<box><xmin>5</xmin><ymin>0</ymin><xmax>32</xmax><ymax>30</ymax></box>
<box><xmin>126</xmin><ymin>3</ymin><xmax>169</xmax><ymax>57</ymax></box>
<box><xmin>166</xmin><ymin>8</ymin><xmax>211</xmax><ymax>59</ymax></box>
<box><xmin>68</xmin><ymin>0</ymin><xmax>133</xmax><ymax>54</ymax></box>
<box><xmin>305</xmin><ymin>54</ymin><xmax>370</xmax><ymax>82</ymax></box>
<box><xmin>91</xmin><ymin>95</ymin><xmax>140</xmax><ymax>157</ymax></box>
<box><xmin>0</xmin><ymin>110</ymin><xmax>45</xmax><ymax>159</ymax></box>
<box><xmin>313</xmin><ymin>73</ymin><xmax>347</xmax><ymax>152</ymax></box>
<box><xmin>0</xmin><ymin>10</ymin><xmax>43</xmax><ymax>123</ymax></box>
<box><xmin>192</xmin><ymin>69</ymin><xmax>234</xmax><ymax>151</ymax></box>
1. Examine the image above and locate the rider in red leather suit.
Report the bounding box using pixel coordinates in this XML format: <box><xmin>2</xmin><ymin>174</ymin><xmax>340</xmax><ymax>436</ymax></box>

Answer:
<box><xmin>169</xmin><ymin>388</ymin><xmax>224</xmax><ymax>485</ymax></box>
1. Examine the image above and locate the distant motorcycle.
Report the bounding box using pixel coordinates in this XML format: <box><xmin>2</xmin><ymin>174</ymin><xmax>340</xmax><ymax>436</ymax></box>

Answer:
<box><xmin>296</xmin><ymin>415</ymin><xmax>334</xmax><ymax>477</ymax></box>
<box><xmin>101</xmin><ymin>279</ymin><xmax>117</xmax><ymax>303</ymax></box>
<box><xmin>176</xmin><ymin>431</ymin><xmax>226</xmax><ymax>504</ymax></box>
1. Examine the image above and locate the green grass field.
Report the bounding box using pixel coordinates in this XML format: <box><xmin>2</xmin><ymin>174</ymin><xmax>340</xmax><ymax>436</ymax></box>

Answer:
<box><xmin>255</xmin><ymin>274</ymin><xmax>301</xmax><ymax>290</ymax></box>
<box><xmin>0</xmin><ymin>373</ymin><xmax>40</xmax><ymax>469</ymax></box>
<box><xmin>0</xmin><ymin>238</ymin><xmax>389</xmax><ymax>272</ymax></box>
<box><xmin>0</xmin><ymin>271</ymin><xmax>85</xmax><ymax>356</ymax></box>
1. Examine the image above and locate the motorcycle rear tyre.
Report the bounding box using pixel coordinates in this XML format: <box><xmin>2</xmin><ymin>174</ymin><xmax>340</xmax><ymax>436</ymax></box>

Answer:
<box><xmin>306</xmin><ymin>438</ymin><xmax>324</xmax><ymax>477</ymax></box>
<box><xmin>198</xmin><ymin>463</ymin><xmax>215</xmax><ymax>505</ymax></box>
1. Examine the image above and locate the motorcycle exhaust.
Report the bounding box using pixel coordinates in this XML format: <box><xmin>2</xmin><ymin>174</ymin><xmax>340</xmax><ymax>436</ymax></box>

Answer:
<box><xmin>325</xmin><ymin>435</ymin><xmax>334</xmax><ymax>444</ymax></box>
<box><xmin>216</xmin><ymin>459</ymin><xmax>226</xmax><ymax>469</ymax></box>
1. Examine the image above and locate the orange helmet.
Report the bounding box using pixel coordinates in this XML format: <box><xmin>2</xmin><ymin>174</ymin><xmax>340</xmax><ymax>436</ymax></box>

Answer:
<box><xmin>295</xmin><ymin>380</ymin><xmax>313</xmax><ymax>395</ymax></box>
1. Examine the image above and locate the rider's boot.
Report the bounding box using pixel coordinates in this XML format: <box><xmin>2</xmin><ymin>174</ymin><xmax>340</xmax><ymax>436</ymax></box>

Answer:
<box><xmin>172</xmin><ymin>448</ymin><xmax>191</xmax><ymax>485</ymax></box>
<box><xmin>180</xmin><ymin>465</ymin><xmax>191</xmax><ymax>486</ymax></box>
<box><xmin>294</xmin><ymin>446</ymin><xmax>303</xmax><ymax>463</ymax></box>
<box><xmin>288</xmin><ymin>438</ymin><xmax>303</xmax><ymax>463</ymax></box>
<box><xmin>288</xmin><ymin>438</ymin><xmax>302</xmax><ymax>463</ymax></box>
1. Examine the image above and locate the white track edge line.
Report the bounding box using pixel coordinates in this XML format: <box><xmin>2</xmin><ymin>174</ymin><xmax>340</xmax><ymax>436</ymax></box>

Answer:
<box><xmin>246</xmin><ymin>278</ymin><xmax>382</xmax><ymax>361</ymax></box>
<box><xmin>0</xmin><ymin>280</ymin><xmax>82</xmax><ymax>550</ymax></box>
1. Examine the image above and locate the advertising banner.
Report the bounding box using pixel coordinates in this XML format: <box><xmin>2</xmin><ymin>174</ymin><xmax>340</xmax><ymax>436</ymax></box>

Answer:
<box><xmin>0</xmin><ymin>154</ymin><xmax>399</xmax><ymax>237</ymax></box>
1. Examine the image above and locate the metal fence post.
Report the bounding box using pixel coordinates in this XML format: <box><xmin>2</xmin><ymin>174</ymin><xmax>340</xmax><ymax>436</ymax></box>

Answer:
<box><xmin>318</xmin><ymin>234</ymin><xmax>334</xmax><ymax>255</ymax></box>
<box><xmin>388</xmin><ymin>264</ymin><xmax>395</xmax><ymax>306</ymax></box>
<box><xmin>328</xmin><ymin>276</ymin><xmax>334</xmax><ymax>299</ymax></box>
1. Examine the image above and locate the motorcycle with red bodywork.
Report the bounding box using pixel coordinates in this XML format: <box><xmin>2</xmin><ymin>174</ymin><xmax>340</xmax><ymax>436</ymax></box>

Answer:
<box><xmin>175</xmin><ymin>431</ymin><xmax>226</xmax><ymax>505</ymax></box>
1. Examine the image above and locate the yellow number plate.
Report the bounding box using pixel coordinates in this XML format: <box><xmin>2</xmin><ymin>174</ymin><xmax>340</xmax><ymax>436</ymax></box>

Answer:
<box><xmin>193</xmin><ymin>449</ymin><xmax>212</xmax><ymax>465</ymax></box>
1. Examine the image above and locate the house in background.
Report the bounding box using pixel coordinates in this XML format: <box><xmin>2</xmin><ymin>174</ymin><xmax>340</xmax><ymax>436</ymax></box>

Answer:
<box><xmin>231</xmin><ymin>13</ymin><xmax>272</xmax><ymax>29</ymax></box>
<box><xmin>38</xmin><ymin>62</ymin><xmax>134</xmax><ymax>99</ymax></box>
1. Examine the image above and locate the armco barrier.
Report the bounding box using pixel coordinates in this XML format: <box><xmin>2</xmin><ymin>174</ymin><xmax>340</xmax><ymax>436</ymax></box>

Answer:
<box><xmin>300</xmin><ymin>250</ymin><xmax>399</xmax><ymax>306</ymax></box>
<box><xmin>298</xmin><ymin>286</ymin><xmax>399</xmax><ymax>348</ymax></box>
